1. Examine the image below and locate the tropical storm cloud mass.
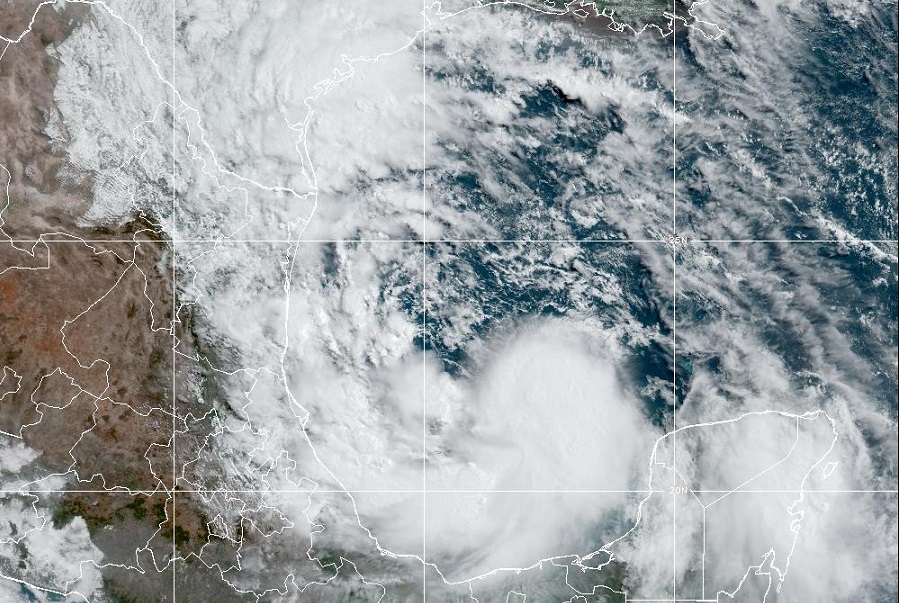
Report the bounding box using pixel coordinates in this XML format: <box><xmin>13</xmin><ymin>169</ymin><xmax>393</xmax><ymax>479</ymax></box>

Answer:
<box><xmin>0</xmin><ymin>0</ymin><xmax>896</xmax><ymax>602</ymax></box>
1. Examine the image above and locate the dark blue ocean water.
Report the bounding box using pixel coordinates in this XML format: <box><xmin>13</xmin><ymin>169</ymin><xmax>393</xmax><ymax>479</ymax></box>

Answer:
<box><xmin>417</xmin><ymin>0</ymin><xmax>898</xmax><ymax>439</ymax></box>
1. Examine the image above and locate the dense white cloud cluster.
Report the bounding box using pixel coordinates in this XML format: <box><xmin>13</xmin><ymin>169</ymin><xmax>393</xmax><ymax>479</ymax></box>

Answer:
<box><xmin>0</xmin><ymin>493</ymin><xmax>104</xmax><ymax>602</ymax></box>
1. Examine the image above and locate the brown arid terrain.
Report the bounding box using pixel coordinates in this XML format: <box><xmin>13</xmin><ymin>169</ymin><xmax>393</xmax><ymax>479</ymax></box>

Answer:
<box><xmin>1</xmin><ymin>2</ymin><xmax>236</xmax><ymax>599</ymax></box>
<box><xmin>1</xmin><ymin>1</ymin><xmax>94</xmax><ymax>238</ymax></box>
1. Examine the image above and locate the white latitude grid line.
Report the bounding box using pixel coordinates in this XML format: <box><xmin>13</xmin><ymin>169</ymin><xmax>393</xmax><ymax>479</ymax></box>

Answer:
<box><xmin>5</xmin><ymin>238</ymin><xmax>898</xmax><ymax>244</ymax></box>
<box><xmin>6</xmin><ymin>489</ymin><xmax>896</xmax><ymax>494</ymax></box>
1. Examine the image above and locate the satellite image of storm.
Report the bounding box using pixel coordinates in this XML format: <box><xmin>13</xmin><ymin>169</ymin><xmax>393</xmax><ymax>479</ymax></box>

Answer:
<box><xmin>0</xmin><ymin>0</ymin><xmax>897</xmax><ymax>601</ymax></box>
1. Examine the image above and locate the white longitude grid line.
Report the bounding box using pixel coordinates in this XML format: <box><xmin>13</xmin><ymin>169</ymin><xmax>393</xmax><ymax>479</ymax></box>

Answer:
<box><xmin>422</xmin><ymin>5</ymin><xmax>429</xmax><ymax>601</ymax></box>
<box><xmin>171</xmin><ymin>0</ymin><xmax>177</xmax><ymax>600</ymax></box>
<box><xmin>672</xmin><ymin>11</ymin><xmax>679</xmax><ymax>600</ymax></box>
